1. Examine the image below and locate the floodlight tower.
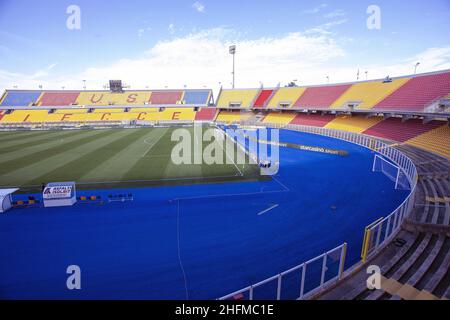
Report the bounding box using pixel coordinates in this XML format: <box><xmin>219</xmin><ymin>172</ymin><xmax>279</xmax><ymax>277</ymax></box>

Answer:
<box><xmin>229</xmin><ymin>45</ymin><xmax>236</xmax><ymax>89</ymax></box>
<box><xmin>414</xmin><ymin>62</ymin><xmax>420</xmax><ymax>75</ymax></box>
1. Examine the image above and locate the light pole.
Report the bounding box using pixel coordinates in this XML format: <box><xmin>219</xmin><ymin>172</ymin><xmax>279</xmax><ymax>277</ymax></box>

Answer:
<box><xmin>414</xmin><ymin>62</ymin><xmax>420</xmax><ymax>75</ymax></box>
<box><xmin>326</xmin><ymin>76</ymin><xmax>329</xmax><ymax>84</ymax></box>
<box><xmin>82</xmin><ymin>80</ymin><xmax>86</xmax><ymax>90</ymax></box>
<box><xmin>365</xmin><ymin>71</ymin><xmax>368</xmax><ymax>80</ymax></box>
<box><xmin>229</xmin><ymin>45</ymin><xmax>236</xmax><ymax>89</ymax></box>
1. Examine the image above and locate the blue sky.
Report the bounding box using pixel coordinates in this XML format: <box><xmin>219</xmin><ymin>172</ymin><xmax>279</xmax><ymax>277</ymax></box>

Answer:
<box><xmin>0</xmin><ymin>0</ymin><xmax>449</xmax><ymax>92</ymax></box>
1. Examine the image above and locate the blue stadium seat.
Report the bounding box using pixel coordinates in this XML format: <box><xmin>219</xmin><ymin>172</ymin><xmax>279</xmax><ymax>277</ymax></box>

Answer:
<box><xmin>183</xmin><ymin>90</ymin><xmax>210</xmax><ymax>105</ymax></box>
<box><xmin>1</xmin><ymin>91</ymin><xmax>42</xmax><ymax>106</ymax></box>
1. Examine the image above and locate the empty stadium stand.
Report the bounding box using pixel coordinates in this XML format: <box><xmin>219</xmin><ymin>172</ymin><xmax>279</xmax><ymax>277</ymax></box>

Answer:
<box><xmin>406</xmin><ymin>125</ymin><xmax>450</xmax><ymax>159</ymax></box>
<box><xmin>362</xmin><ymin>118</ymin><xmax>444</xmax><ymax>142</ymax></box>
<box><xmin>76</xmin><ymin>91</ymin><xmax>153</xmax><ymax>106</ymax></box>
<box><xmin>183</xmin><ymin>90</ymin><xmax>212</xmax><ymax>105</ymax></box>
<box><xmin>293</xmin><ymin>84</ymin><xmax>351</xmax><ymax>109</ymax></box>
<box><xmin>1</xmin><ymin>110</ymin><xmax>48</xmax><ymax>123</ymax></box>
<box><xmin>253</xmin><ymin>89</ymin><xmax>275</xmax><ymax>108</ymax></box>
<box><xmin>38</xmin><ymin>91</ymin><xmax>80</xmax><ymax>106</ymax></box>
<box><xmin>195</xmin><ymin>108</ymin><xmax>218</xmax><ymax>121</ymax></box>
<box><xmin>324</xmin><ymin>115</ymin><xmax>383</xmax><ymax>133</ymax></box>
<box><xmin>330</xmin><ymin>78</ymin><xmax>410</xmax><ymax>110</ymax></box>
<box><xmin>149</xmin><ymin>91</ymin><xmax>183</xmax><ymax>105</ymax></box>
<box><xmin>289</xmin><ymin>113</ymin><xmax>336</xmax><ymax>127</ymax></box>
<box><xmin>46</xmin><ymin>109</ymin><xmax>88</xmax><ymax>122</ymax></box>
<box><xmin>216</xmin><ymin>110</ymin><xmax>252</xmax><ymax>123</ymax></box>
<box><xmin>156</xmin><ymin>107</ymin><xmax>196</xmax><ymax>121</ymax></box>
<box><xmin>375</xmin><ymin>71</ymin><xmax>450</xmax><ymax>111</ymax></box>
<box><xmin>267</xmin><ymin>87</ymin><xmax>305</xmax><ymax>109</ymax></box>
<box><xmin>216</xmin><ymin>89</ymin><xmax>259</xmax><ymax>109</ymax></box>
<box><xmin>262</xmin><ymin>112</ymin><xmax>297</xmax><ymax>125</ymax></box>
<box><xmin>0</xmin><ymin>89</ymin><xmax>211</xmax><ymax>107</ymax></box>
<box><xmin>0</xmin><ymin>90</ymin><xmax>42</xmax><ymax>106</ymax></box>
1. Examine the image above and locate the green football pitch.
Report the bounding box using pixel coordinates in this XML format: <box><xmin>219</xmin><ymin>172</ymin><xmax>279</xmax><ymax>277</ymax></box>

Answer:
<box><xmin>0</xmin><ymin>125</ymin><xmax>264</xmax><ymax>192</ymax></box>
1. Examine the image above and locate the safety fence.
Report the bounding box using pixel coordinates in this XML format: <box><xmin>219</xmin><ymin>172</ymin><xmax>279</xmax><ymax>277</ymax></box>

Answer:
<box><xmin>219</xmin><ymin>243</ymin><xmax>347</xmax><ymax>300</ymax></box>
<box><xmin>216</xmin><ymin>121</ymin><xmax>418</xmax><ymax>299</ymax></box>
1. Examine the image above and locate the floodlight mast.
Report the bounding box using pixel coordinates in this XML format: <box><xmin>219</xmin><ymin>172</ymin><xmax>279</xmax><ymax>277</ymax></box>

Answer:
<box><xmin>229</xmin><ymin>45</ymin><xmax>236</xmax><ymax>89</ymax></box>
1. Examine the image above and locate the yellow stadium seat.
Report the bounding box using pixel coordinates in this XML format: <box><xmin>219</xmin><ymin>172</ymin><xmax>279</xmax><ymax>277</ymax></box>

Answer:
<box><xmin>325</xmin><ymin>115</ymin><xmax>384</xmax><ymax>133</ymax></box>
<box><xmin>103</xmin><ymin>108</ymin><xmax>196</xmax><ymax>121</ymax></box>
<box><xmin>216</xmin><ymin>111</ymin><xmax>251</xmax><ymax>123</ymax></box>
<box><xmin>267</xmin><ymin>87</ymin><xmax>306</xmax><ymax>109</ymax></box>
<box><xmin>128</xmin><ymin>108</ymin><xmax>159</xmax><ymax>113</ymax></box>
<box><xmin>406</xmin><ymin>125</ymin><xmax>450</xmax><ymax>159</ymax></box>
<box><xmin>84</xmin><ymin>113</ymin><xmax>112</xmax><ymax>121</ymax></box>
<box><xmin>1</xmin><ymin>110</ymin><xmax>49</xmax><ymax>123</ymax></box>
<box><xmin>76</xmin><ymin>91</ymin><xmax>152</xmax><ymax>106</ymax></box>
<box><xmin>216</xmin><ymin>89</ymin><xmax>259</xmax><ymax>109</ymax></box>
<box><xmin>331</xmin><ymin>78</ymin><xmax>410</xmax><ymax>110</ymax></box>
<box><xmin>92</xmin><ymin>108</ymin><xmax>125</xmax><ymax>113</ymax></box>
<box><xmin>53</xmin><ymin>108</ymin><xmax>88</xmax><ymax>114</ymax></box>
<box><xmin>263</xmin><ymin>112</ymin><xmax>297</xmax><ymax>125</ymax></box>
<box><xmin>157</xmin><ymin>108</ymin><xmax>196</xmax><ymax>121</ymax></box>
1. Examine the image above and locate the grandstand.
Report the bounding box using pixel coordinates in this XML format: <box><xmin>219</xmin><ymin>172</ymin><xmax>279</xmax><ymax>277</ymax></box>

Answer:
<box><xmin>0</xmin><ymin>70</ymin><xmax>449</xmax><ymax>301</ymax></box>
<box><xmin>253</xmin><ymin>89</ymin><xmax>275</xmax><ymax>108</ymax></box>
<box><xmin>293</xmin><ymin>84</ymin><xmax>352</xmax><ymax>109</ymax></box>
<box><xmin>322</xmin><ymin>115</ymin><xmax>382</xmax><ymax>133</ymax></box>
<box><xmin>0</xmin><ymin>88</ymin><xmax>213</xmax><ymax>107</ymax></box>
<box><xmin>216</xmin><ymin>88</ymin><xmax>259</xmax><ymax>109</ymax></box>
<box><xmin>375</xmin><ymin>71</ymin><xmax>450</xmax><ymax>112</ymax></box>
<box><xmin>330</xmin><ymin>78</ymin><xmax>410</xmax><ymax>110</ymax></box>
<box><xmin>266</xmin><ymin>87</ymin><xmax>305</xmax><ymax>109</ymax></box>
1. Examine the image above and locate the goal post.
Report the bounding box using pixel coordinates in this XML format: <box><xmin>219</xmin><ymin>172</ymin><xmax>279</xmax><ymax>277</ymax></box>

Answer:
<box><xmin>372</xmin><ymin>155</ymin><xmax>410</xmax><ymax>190</ymax></box>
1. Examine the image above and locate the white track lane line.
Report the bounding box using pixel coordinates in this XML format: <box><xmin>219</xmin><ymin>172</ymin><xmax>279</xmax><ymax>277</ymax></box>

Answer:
<box><xmin>257</xmin><ymin>204</ymin><xmax>279</xmax><ymax>216</ymax></box>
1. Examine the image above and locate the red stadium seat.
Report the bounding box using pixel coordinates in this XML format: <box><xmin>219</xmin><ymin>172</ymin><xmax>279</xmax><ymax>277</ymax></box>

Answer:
<box><xmin>293</xmin><ymin>84</ymin><xmax>351</xmax><ymax>109</ymax></box>
<box><xmin>195</xmin><ymin>108</ymin><xmax>217</xmax><ymax>121</ymax></box>
<box><xmin>289</xmin><ymin>113</ymin><xmax>336</xmax><ymax>127</ymax></box>
<box><xmin>39</xmin><ymin>92</ymin><xmax>80</xmax><ymax>106</ymax></box>
<box><xmin>375</xmin><ymin>72</ymin><xmax>450</xmax><ymax>111</ymax></box>
<box><xmin>362</xmin><ymin>118</ymin><xmax>443</xmax><ymax>142</ymax></box>
<box><xmin>253</xmin><ymin>89</ymin><xmax>274</xmax><ymax>108</ymax></box>
<box><xmin>149</xmin><ymin>91</ymin><xmax>183</xmax><ymax>104</ymax></box>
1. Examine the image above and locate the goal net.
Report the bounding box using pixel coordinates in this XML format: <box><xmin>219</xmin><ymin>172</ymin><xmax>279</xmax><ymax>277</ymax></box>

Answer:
<box><xmin>372</xmin><ymin>155</ymin><xmax>410</xmax><ymax>190</ymax></box>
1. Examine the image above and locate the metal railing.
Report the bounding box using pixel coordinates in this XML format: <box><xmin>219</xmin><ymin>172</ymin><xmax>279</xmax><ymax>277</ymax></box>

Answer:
<box><xmin>219</xmin><ymin>243</ymin><xmax>347</xmax><ymax>300</ymax></box>
<box><xmin>217</xmin><ymin>121</ymin><xmax>418</xmax><ymax>299</ymax></box>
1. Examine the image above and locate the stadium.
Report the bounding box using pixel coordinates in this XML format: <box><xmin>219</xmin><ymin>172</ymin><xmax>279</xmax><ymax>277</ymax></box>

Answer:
<box><xmin>0</xmin><ymin>0</ymin><xmax>449</xmax><ymax>304</ymax></box>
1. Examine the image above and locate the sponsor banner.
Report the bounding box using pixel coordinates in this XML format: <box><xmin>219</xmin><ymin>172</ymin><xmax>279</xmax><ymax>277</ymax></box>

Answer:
<box><xmin>43</xmin><ymin>186</ymin><xmax>73</xmax><ymax>199</ymax></box>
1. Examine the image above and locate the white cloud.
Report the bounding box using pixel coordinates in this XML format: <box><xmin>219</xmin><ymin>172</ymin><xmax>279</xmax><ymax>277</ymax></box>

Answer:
<box><xmin>168</xmin><ymin>23</ymin><xmax>176</xmax><ymax>34</ymax></box>
<box><xmin>192</xmin><ymin>1</ymin><xmax>205</xmax><ymax>13</ymax></box>
<box><xmin>138</xmin><ymin>27</ymin><xmax>152</xmax><ymax>38</ymax></box>
<box><xmin>324</xmin><ymin>9</ymin><xmax>346</xmax><ymax>18</ymax></box>
<box><xmin>0</xmin><ymin>28</ymin><xmax>449</xmax><ymax>97</ymax></box>
<box><xmin>305</xmin><ymin>19</ymin><xmax>348</xmax><ymax>35</ymax></box>
<box><xmin>302</xmin><ymin>3</ymin><xmax>328</xmax><ymax>14</ymax></box>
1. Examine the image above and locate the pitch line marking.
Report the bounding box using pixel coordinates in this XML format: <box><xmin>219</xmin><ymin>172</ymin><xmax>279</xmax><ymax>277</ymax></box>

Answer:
<box><xmin>142</xmin><ymin>129</ymin><xmax>168</xmax><ymax>158</ymax></box>
<box><xmin>214</xmin><ymin>133</ymin><xmax>244</xmax><ymax>177</ymax></box>
<box><xmin>214</xmin><ymin>128</ymin><xmax>244</xmax><ymax>176</ymax></box>
<box><xmin>257</xmin><ymin>204</ymin><xmax>279</xmax><ymax>216</ymax></box>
